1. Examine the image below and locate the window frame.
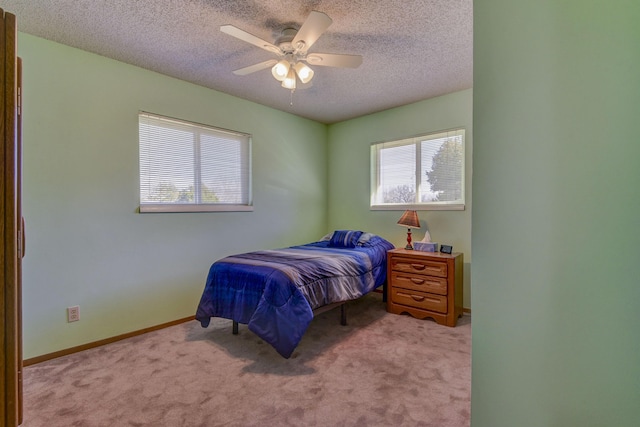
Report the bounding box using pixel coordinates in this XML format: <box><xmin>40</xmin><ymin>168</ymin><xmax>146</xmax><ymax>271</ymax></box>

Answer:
<box><xmin>138</xmin><ymin>112</ymin><xmax>253</xmax><ymax>213</ymax></box>
<box><xmin>370</xmin><ymin>128</ymin><xmax>466</xmax><ymax>211</ymax></box>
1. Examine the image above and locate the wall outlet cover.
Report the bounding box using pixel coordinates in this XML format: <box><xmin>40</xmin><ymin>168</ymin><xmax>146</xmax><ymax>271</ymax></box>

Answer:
<box><xmin>67</xmin><ymin>306</ymin><xmax>80</xmax><ymax>322</ymax></box>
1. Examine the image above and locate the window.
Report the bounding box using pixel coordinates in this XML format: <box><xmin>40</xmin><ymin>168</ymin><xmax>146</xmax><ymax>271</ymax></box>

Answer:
<box><xmin>139</xmin><ymin>112</ymin><xmax>252</xmax><ymax>213</ymax></box>
<box><xmin>370</xmin><ymin>129</ymin><xmax>465</xmax><ymax>210</ymax></box>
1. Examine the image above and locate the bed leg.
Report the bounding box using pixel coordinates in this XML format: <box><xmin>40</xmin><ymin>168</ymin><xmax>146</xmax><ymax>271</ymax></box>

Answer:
<box><xmin>340</xmin><ymin>304</ymin><xmax>347</xmax><ymax>326</ymax></box>
<box><xmin>232</xmin><ymin>320</ymin><xmax>238</xmax><ymax>335</ymax></box>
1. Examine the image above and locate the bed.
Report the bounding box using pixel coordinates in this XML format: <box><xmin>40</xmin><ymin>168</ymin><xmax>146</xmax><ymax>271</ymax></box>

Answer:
<box><xmin>195</xmin><ymin>230</ymin><xmax>394</xmax><ymax>358</ymax></box>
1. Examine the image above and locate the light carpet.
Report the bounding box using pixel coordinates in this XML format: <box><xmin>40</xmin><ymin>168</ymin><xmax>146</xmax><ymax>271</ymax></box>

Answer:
<box><xmin>22</xmin><ymin>293</ymin><xmax>471</xmax><ymax>426</ymax></box>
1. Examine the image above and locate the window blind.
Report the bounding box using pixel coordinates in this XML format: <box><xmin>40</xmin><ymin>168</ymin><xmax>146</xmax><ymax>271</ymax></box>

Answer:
<box><xmin>139</xmin><ymin>112</ymin><xmax>252</xmax><ymax>212</ymax></box>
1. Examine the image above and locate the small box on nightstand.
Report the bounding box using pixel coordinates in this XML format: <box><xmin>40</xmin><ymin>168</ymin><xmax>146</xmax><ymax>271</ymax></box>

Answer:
<box><xmin>414</xmin><ymin>242</ymin><xmax>439</xmax><ymax>252</ymax></box>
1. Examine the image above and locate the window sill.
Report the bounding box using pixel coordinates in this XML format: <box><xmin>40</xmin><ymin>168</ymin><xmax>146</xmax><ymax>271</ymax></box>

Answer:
<box><xmin>370</xmin><ymin>203</ymin><xmax>465</xmax><ymax>211</ymax></box>
<box><xmin>139</xmin><ymin>204</ymin><xmax>254</xmax><ymax>213</ymax></box>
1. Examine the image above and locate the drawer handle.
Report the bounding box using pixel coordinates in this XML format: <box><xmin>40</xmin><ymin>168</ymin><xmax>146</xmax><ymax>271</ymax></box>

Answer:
<box><xmin>397</xmin><ymin>292</ymin><xmax>440</xmax><ymax>304</ymax></box>
<box><xmin>410</xmin><ymin>277</ymin><xmax>425</xmax><ymax>285</ymax></box>
<box><xmin>397</xmin><ymin>292</ymin><xmax>425</xmax><ymax>302</ymax></box>
<box><xmin>410</xmin><ymin>263</ymin><xmax>426</xmax><ymax>270</ymax></box>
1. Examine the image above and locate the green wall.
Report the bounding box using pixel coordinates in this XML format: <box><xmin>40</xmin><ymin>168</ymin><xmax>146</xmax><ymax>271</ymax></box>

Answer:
<box><xmin>472</xmin><ymin>1</ymin><xmax>640</xmax><ymax>426</ymax></box>
<box><xmin>327</xmin><ymin>89</ymin><xmax>473</xmax><ymax>309</ymax></box>
<box><xmin>19</xmin><ymin>33</ymin><xmax>328</xmax><ymax>358</ymax></box>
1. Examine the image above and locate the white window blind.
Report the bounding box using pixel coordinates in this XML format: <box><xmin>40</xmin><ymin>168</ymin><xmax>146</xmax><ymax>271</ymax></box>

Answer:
<box><xmin>139</xmin><ymin>112</ymin><xmax>252</xmax><ymax>213</ymax></box>
<box><xmin>370</xmin><ymin>129</ymin><xmax>465</xmax><ymax>210</ymax></box>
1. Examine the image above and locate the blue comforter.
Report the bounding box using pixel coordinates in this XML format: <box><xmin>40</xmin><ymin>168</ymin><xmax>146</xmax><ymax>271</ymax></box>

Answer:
<box><xmin>195</xmin><ymin>235</ymin><xmax>394</xmax><ymax>358</ymax></box>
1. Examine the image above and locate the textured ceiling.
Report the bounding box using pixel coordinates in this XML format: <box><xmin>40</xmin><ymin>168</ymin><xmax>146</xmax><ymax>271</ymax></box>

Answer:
<box><xmin>3</xmin><ymin>0</ymin><xmax>473</xmax><ymax>124</ymax></box>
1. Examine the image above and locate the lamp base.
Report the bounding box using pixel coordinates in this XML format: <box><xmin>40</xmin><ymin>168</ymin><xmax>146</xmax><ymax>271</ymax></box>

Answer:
<box><xmin>405</xmin><ymin>229</ymin><xmax>413</xmax><ymax>250</ymax></box>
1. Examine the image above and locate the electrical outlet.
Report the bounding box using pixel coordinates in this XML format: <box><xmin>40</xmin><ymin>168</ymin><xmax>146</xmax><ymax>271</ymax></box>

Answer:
<box><xmin>67</xmin><ymin>306</ymin><xmax>80</xmax><ymax>322</ymax></box>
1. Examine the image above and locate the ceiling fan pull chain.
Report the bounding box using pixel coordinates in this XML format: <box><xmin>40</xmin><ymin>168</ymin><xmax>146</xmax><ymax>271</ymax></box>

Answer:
<box><xmin>290</xmin><ymin>89</ymin><xmax>295</xmax><ymax>106</ymax></box>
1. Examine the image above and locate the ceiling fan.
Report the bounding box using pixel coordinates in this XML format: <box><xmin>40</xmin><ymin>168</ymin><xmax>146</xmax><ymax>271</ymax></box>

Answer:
<box><xmin>220</xmin><ymin>11</ymin><xmax>362</xmax><ymax>90</ymax></box>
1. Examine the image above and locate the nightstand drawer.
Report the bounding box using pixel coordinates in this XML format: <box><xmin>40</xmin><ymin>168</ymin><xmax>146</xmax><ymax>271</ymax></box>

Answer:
<box><xmin>390</xmin><ymin>256</ymin><xmax>448</xmax><ymax>277</ymax></box>
<box><xmin>390</xmin><ymin>288</ymin><xmax>447</xmax><ymax>313</ymax></box>
<box><xmin>390</xmin><ymin>271</ymin><xmax>447</xmax><ymax>295</ymax></box>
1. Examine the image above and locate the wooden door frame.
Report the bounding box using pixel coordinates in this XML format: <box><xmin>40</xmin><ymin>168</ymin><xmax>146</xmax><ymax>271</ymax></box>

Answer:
<box><xmin>1</xmin><ymin>7</ymin><xmax>21</xmax><ymax>426</ymax></box>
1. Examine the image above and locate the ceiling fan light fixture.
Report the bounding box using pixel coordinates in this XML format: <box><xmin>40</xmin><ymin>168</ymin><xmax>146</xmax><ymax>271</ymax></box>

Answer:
<box><xmin>294</xmin><ymin>62</ymin><xmax>314</xmax><ymax>84</ymax></box>
<box><xmin>271</xmin><ymin>59</ymin><xmax>290</xmax><ymax>81</ymax></box>
<box><xmin>222</xmin><ymin>11</ymin><xmax>362</xmax><ymax>93</ymax></box>
<box><xmin>282</xmin><ymin>68</ymin><xmax>297</xmax><ymax>89</ymax></box>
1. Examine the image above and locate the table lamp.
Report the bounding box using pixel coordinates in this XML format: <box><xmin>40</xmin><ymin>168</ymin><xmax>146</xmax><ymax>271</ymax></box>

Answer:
<box><xmin>397</xmin><ymin>210</ymin><xmax>420</xmax><ymax>250</ymax></box>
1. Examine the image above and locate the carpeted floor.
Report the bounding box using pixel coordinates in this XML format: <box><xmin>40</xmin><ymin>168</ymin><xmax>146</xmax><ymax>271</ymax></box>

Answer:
<box><xmin>22</xmin><ymin>293</ymin><xmax>471</xmax><ymax>426</ymax></box>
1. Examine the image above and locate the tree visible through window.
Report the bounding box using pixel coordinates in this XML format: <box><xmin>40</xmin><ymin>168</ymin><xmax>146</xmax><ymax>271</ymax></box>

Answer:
<box><xmin>425</xmin><ymin>138</ymin><xmax>464</xmax><ymax>202</ymax></box>
<box><xmin>139</xmin><ymin>112</ymin><xmax>252</xmax><ymax>213</ymax></box>
<box><xmin>370</xmin><ymin>129</ymin><xmax>465</xmax><ymax>210</ymax></box>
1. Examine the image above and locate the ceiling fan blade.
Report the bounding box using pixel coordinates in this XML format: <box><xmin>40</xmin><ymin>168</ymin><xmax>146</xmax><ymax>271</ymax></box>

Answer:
<box><xmin>220</xmin><ymin>25</ymin><xmax>281</xmax><ymax>54</ymax></box>
<box><xmin>306</xmin><ymin>53</ymin><xmax>363</xmax><ymax>68</ymax></box>
<box><xmin>292</xmin><ymin>11</ymin><xmax>333</xmax><ymax>52</ymax></box>
<box><xmin>232</xmin><ymin>59</ymin><xmax>278</xmax><ymax>76</ymax></box>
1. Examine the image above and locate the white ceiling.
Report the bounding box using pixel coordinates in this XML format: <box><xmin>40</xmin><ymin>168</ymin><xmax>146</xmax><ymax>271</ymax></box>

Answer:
<box><xmin>3</xmin><ymin>0</ymin><xmax>473</xmax><ymax>124</ymax></box>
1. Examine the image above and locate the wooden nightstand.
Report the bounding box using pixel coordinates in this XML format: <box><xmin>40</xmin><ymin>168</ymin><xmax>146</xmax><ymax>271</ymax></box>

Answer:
<box><xmin>386</xmin><ymin>248</ymin><xmax>463</xmax><ymax>327</ymax></box>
